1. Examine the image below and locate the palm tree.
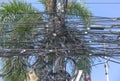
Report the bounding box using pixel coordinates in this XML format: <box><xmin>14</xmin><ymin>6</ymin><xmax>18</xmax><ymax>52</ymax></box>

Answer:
<box><xmin>0</xmin><ymin>0</ymin><xmax>41</xmax><ymax>81</ymax></box>
<box><xmin>0</xmin><ymin>0</ymin><xmax>92</xmax><ymax>81</ymax></box>
<box><xmin>37</xmin><ymin>0</ymin><xmax>92</xmax><ymax>80</ymax></box>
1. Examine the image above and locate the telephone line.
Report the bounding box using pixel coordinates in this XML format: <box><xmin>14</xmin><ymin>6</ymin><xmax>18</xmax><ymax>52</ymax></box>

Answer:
<box><xmin>1</xmin><ymin>2</ymin><xmax>120</xmax><ymax>4</ymax></box>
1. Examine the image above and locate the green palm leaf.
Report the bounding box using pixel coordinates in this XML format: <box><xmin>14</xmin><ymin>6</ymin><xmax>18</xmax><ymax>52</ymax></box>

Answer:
<box><xmin>38</xmin><ymin>0</ymin><xmax>92</xmax><ymax>78</ymax></box>
<box><xmin>0</xmin><ymin>0</ymin><xmax>40</xmax><ymax>81</ymax></box>
<box><xmin>67</xmin><ymin>2</ymin><xmax>92</xmax><ymax>27</ymax></box>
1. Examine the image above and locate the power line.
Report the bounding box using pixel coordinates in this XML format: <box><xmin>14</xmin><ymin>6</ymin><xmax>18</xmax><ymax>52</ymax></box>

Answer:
<box><xmin>27</xmin><ymin>2</ymin><xmax>120</xmax><ymax>4</ymax></box>
<box><xmin>1</xmin><ymin>2</ymin><xmax>120</xmax><ymax>5</ymax></box>
<box><xmin>23</xmin><ymin>2</ymin><xmax>120</xmax><ymax>4</ymax></box>
<box><xmin>84</xmin><ymin>2</ymin><xmax>120</xmax><ymax>4</ymax></box>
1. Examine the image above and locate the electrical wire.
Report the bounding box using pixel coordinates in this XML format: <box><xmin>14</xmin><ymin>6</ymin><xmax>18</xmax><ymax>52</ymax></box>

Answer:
<box><xmin>84</xmin><ymin>2</ymin><xmax>120</xmax><ymax>4</ymax></box>
<box><xmin>1</xmin><ymin>2</ymin><xmax>120</xmax><ymax>4</ymax></box>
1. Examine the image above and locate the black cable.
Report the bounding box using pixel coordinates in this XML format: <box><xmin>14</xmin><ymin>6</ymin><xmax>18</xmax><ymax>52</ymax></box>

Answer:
<box><xmin>92</xmin><ymin>62</ymin><xmax>105</xmax><ymax>66</ymax></box>
<box><xmin>84</xmin><ymin>2</ymin><xmax>120</xmax><ymax>4</ymax></box>
<box><xmin>1</xmin><ymin>2</ymin><xmax>120</xmax><ymax>4</ymax></box>
<box><xmin>101</xmin><ymin>57</ymin><xmax>120</xmax><ymax>64</ymax></box>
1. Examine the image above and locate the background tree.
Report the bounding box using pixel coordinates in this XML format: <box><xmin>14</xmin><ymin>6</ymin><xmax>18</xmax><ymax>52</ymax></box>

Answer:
<box><xmin>0</xmin><ymin>0</ymin><xmax>92</xmax><ymax>81</ymax></box>
<box><xmin>0</xmin><ymin>0</ymin><xmax>41</xmax><ymax>81</ymax></box>
<box><xmin>37</xmin><ymin>0</ymin><xmax>92</xmax><ymax>80</ymax></box>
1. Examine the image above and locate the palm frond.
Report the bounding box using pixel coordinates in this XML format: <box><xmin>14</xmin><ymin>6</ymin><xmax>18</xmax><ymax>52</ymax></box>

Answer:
<box><xmin>0</xmin><ymin>0</ymin><xmax>36</xmax><ymax>13</ymax></box>
<box><xmin>67</xmin><ymin>2</ymin><xmax>92</xmax><ymax>27</ymax></box>
<box><xmin>0</xmin><ymin>0</ymin><xmax>40</xmax><ymax>81</ymax></box>
<box><xmin>0</xmin><ymin>0</ymin><xmax>37</xmax><ymax>22</ymax></box>
<box><xmin>2</xmin><ymin>57</ymin><xmax>28</xmax><ymax>81</ymax></box>
<box><xmin>38</xmin><ymin>0</ymin><xmax>52</xmax><ymax>11</ymax></box>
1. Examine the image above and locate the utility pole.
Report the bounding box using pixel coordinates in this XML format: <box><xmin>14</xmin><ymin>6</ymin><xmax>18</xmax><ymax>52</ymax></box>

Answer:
<box><xmin>104</xmin><ymin>57</ymin><xmax>110</xmax><ymax>81</ymax></box>
<box><xmin>103</xmin><ymin>41</ymin><xmax>110</xmax><ymax>81</ymax></box>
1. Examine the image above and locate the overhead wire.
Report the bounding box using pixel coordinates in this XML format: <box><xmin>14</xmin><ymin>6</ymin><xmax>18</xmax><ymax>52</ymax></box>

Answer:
<box><xmin>0</xmin><ymin>1</ymin><xmax>120</xmax><ymax>80</ymax></box>
<box><xmin>0</xmin><ymin>2</ymin><xmax>120</xmax><ymax>4</ymax></box>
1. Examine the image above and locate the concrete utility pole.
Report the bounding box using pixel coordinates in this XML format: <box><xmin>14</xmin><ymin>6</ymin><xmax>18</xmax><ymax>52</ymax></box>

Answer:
<box><xmin>104</xmin><ymin>57</ymin><xmax>110</xmax><ymax>81</ymax></box>
<box><xmin>104</xmin><ymin>42</ymin><xmax>110</xmax><ymax>81</ymax></box>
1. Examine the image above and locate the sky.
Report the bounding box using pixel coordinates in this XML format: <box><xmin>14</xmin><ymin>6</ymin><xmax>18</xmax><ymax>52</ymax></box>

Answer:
<box><xmin>85</xmin><ymin>0</ymin><xmax>120</xmax><ymax>81</ymax></box>
<box><xmin>0</xmin><ymin>0</ymin><xmax>120</xmax><ymax>81</ymax></box>
<box><xmin>86</xmin><ymin>0</ymin><xmax>120</xmax><ymax>17</ymax></box>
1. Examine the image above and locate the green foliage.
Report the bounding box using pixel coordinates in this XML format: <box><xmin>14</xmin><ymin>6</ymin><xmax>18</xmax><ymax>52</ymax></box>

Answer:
<box><xmin>0</xmin><ymin>0</ymin><xmax>41</xmax><ymax>42</ymax></box>
<box><xmin>0</xmin><ymin>0</ymin><xmax>92</xmax><ymax>80</ymax></box>
<box><xmin>67</xmin><ymin>2</ymin><xmax>92</xmax><ymax>27</ymax></box>
<box><xmin>0</xmin><ymin>0</ymin><xmax>35</xmax><ymax>13</ymax></box>
<box><xmin>0</xmin><ymin>0</ymin><xmax>41</xmax><ymax>81</ymax></box>
<box><xmin>77</xmin><ymin>56</ymin><xmax>91</xmax><ymax>74</ymax></box>
<box><xmin>38</xmin><ymin>0</ymin><xmax>92</xmax><ymax>27</ymax></box>
<box><xmin>13</xmin><ymin>13</ymin><xmax>41</xmax><ymax>40</ymax></box>
<box><xmin>0</xmin><ymin>0</ymin><xmax>37</xmax><ymax>22</ymax></box>
<box><xmin>38</xmin><ymin>0</ymin><xmax>92</xmax><ymax>77</ymax></box>
<box><xmin>38</xmin><ymin>0</ymin><xmax>51</xmax><ymax>11</ymax></box>
<box><xmin>2</xmin><ymin>57</ymin><xmax>28</xmax><ymax>81</ymax></box>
